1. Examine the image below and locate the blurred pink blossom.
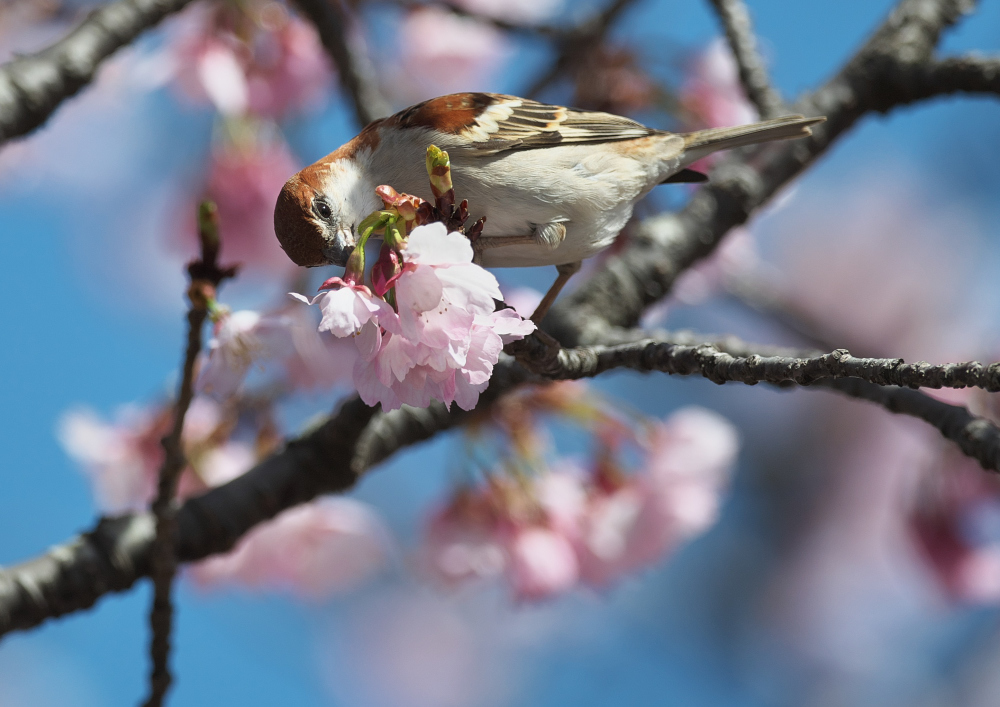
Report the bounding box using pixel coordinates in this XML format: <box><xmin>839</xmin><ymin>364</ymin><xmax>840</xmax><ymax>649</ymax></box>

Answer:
<box><xmin>200</xmin><ymin>305</ymin><xmax>357</xmax><ymax>397</ymax></box>
<box><xmin>281</xmin><ymin>302</ymin><xmax>359</xmax><ymax>391</ymax></box>
<box><xmin>392</xmin><ymin>7</ymin><xmax>507</xmax><ymax>103</ymax></box>
<box><xmin>323</xmin><ymin>587</ymin><xmax>518</xmax><ymax>707</ymax></box>
<box><xmin>909</xmin><ymin>447</ymin><xmax>1000</xmax><ymax>603</ymax></box>
<box><xmin>195</xmin><ymin>133</ymin><xmax>302</xmax><ymax>278</ymax></box>
<box><xmin>507</xmin><ymin>526</ymin><xmax>579</xmax><ymax>600</ymax></box>
<box><xmin>198</xmin><ymin>309</ymin><xmax>296</xmax><ymax>399</ymax></box>
<box><xmin>577</xmin><ymin>407</ymin><xmax>738</xmax><ymax>586</ymax></box>
<box><xmin>420</xmin><ymin>407</ymin><xmax>738</xmax><ymax>598</ymax></box>
<box><xmin>58</xmin><ymin>397</ymin><xmax>250</xmax><ymax>513</ymax></box>
<box><xmin>171</xmin><ymin>5</ymin><xmax>332</xmax><ymax>119</ymax></box>
<box><xmin>422</xmin><ymin>489</ymin><xmax>507</xmax><ymax>586</ymax></box>
<box><xmin>188</xmin><ymin>497</ymin><xmax>391</xmax><ymax>598</ymax></box>
<box><xmin>762</xmin><ymin>174</ymin><xmax>983</xmax><ymax>361</ymax></box>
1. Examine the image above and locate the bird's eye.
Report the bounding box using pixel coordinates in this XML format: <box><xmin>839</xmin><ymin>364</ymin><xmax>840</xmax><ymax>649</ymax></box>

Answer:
<box><xmin>313</xmin><ymin>199</ymin><xmax>333</xmax><ymax>220</ymax></box>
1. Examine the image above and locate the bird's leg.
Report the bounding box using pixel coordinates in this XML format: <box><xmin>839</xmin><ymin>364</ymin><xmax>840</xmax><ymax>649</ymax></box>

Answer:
<box><xmin>530</xmin><ymin>260</ymin><xmax>582</xmax><ymax>323</ymax></box>
<box><xmin>471</xmin><ymin>222</ymin><xmax>568</xmax><ymax>264</ymax></box>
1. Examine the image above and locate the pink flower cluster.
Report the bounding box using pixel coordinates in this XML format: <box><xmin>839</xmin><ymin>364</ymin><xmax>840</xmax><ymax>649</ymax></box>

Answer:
<box><xmin>59</xmin><ymin>397</ymin><xmax>247</xmax><ymax>514</ymax></box>
<box><xmin>189</xmin><ymin>497</ymin><xmax>391</xmax><ymax>598</ymax></box>
<box><xmin>294</xmin><ymin>223</ymin><xmax>535</xmax><ymax>411</ymax></box>
<box><xmin>393</xmin><ymin>7</ymin><xmax>508</xmax><ymax>103</ymax></box>
<box><xmin>60</xmin><ymin>397</ymin><xmax>391</xmax><ymax>598</ymax></box>
<box><xmin>172</xmin><ymin>3</ymin><xmax>332</xmax><ymax>119</ymax></box>
<box><xmin>421</xmin><ymin>406</ymin><xmax>739</xmax><ymax>600</ymax></box>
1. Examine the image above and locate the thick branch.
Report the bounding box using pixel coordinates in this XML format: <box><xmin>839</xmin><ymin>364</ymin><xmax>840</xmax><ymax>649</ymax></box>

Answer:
<box><xmin>292</xmin><ymin>0</ymin><xmax>391</xmax><ymax>127</ymax></box>
<box><xmin>705</xmin><ymin>0</ymin><xmax>784</xmax><ymax>117</ymax></box>
<box><xmin>509</xmin><ymin>337</ymin><xmax>1000</xmax><ymax>392</ymax></box>
<box><xmin>0</xmin><ymin>0</ymin><xmax>195</xmax><ymax>146</ymax></box>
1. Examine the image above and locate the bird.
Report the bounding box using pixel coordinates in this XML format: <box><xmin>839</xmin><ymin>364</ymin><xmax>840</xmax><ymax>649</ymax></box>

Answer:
<box><xmin>274</xmin><ymin>92</ymin><xmax>822</xmax><ymax>319</ymax></box>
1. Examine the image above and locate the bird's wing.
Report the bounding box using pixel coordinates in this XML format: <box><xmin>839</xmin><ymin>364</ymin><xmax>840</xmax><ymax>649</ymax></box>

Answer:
<box><xmin>392</xmin><ymin>93</ymin><xmax>657</xmax><ymax>153</ymax></box>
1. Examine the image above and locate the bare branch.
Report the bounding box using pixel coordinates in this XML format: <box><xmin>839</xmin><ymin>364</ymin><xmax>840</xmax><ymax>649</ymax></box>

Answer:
<box><xmin>0</xmin><ymin>0</ymin><xmax>195</xmax><ymax>147</ymax></box>
<box><xmin>142</xmin><ymin>203</ymin><xmax>233</xmax><ymax>707</ymax></box>
<box><xmin>527</xmin><ymin>327</ymin><xmax>1000</xmax><ymax>473</ymax></box>
<box><xmin>292</xmin><ymin>0</ymin><xmax>391</xmax><ymax>127</ymax></box>
<box><xmin>705</xmin><ymin>0</ymin><xmax>784</xmax><ymax>117</ymax></box>
<box><xmin>508</xmin><ymin>336</ymin><xmax>1000</xmax><ymax>392</ymax></box>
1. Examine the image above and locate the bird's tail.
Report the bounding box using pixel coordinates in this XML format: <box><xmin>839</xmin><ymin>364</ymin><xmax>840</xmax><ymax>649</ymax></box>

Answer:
<box><xmin>680</xmin><ymin>115</ymin><xmax>824</xmax><ymax>163</ymax></box>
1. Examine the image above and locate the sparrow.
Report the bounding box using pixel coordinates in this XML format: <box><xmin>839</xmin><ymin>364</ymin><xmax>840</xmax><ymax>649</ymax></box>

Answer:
<box><xmin>274</xmin><ymin>92</ymin><xmax>822</xmax><ymax>272</ymax></box>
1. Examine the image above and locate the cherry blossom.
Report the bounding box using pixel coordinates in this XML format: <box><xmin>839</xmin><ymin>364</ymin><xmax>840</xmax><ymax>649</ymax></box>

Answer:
<box><xmin>422</xmin><ymin>489</ymin><xmax>507</xmax><ymax>587</ymax></box>
<box><xmin>171</xmin><ymin>4</ymin><xmax>332</xmax><ymax>119</ymax></box>
<box><xmin>506</xmin><ymin>526</ymin><xmax>579</xmax><ymax>601</ymax></box>
<box><xmin>575</xmin><ymin>406</ymin><xmax>738</xmax><ymax>586</ymax></box>
<box><xmin>295</xmin><ymin>222</ymin><xmax>534</xmax><ymax>412</ymax></box>
<box><xmin>188</xmin><ymin>497</ymin><xmax>391</xmax><ymax>598</ymax></box>
<box><xmin>909</xmin><ymin>447</ymin><xmax>1000</xmax><ymax>603</ymax></box>
<box><xmin>198</xmin><ymin>309</ymin><xmax>295</xmax><ymax>399</ymax></box>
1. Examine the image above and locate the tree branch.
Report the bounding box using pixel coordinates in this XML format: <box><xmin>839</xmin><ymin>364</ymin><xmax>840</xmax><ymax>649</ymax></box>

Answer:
<box><xmin>142</xmin><ymin>203</ymin><xmax>233</xmax><ymax>707</ymax></box>
<box><xmin>0</xmin><ymin>0</ymin><xmax>195</xmax><ymax>147</ymax></box>
<box><xmin>292</xmin><ymin>0</ymin><xmax>391</xmax><ymax>127</ymax></box>
<box><xmin>705</xmin><ymin>0</ymin><xmax>784</xmax><ymax>117</ymax></box>
<box><xmin>898</xmin><ymin>54</ymin><xmax>1000</xmax><ymax>104</ymax></box>
<box><xmin>508</xmin><ymin>336</ymin><xmax>1000</xmax><ymax>392</ymax></box>
<box><xmin>514</xmin><ymin>327</ymin><xmax>1000</xmax><ymax>473</ymax></box>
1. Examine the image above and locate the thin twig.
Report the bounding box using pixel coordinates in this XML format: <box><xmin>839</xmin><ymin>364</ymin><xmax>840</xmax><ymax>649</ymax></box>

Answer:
<box><xmin>0</xmin><ymin>0</ymin><xmax>196</xmax><ymax>147</ymax></box>
<box><xmin>292</xmin><ymin>0</ymin><xmax>391</xmax><ymax>127</ymax></box>
<box><xmin>141</xmin><ymin>203</ymin><xmax>235</xmax><ymax>707</ymax></box>
<box><xmin>705</xmin><ymin>0</ymin><xmax>784</xmax><ymax>117</ymax></box>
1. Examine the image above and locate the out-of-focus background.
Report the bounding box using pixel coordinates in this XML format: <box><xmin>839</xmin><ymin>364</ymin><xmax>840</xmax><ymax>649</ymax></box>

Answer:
<box><xmin>3</xmin><ymin>0</ymin><xmax>1000</xmax><ymax>704</ymax></box>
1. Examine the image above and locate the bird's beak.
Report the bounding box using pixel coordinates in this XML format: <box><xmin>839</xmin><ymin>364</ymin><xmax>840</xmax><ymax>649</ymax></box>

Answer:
<box><xmin>321</xmin><ymin>227</ymin><xmax>358</xmax><ymax>267</ymax></box>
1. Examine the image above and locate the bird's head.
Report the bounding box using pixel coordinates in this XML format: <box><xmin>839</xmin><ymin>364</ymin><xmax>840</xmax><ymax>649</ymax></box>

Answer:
<box><xmin>273</xmin><ymin>158</ymin><xmax>378</xmax><ymax>267</ymax></box>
